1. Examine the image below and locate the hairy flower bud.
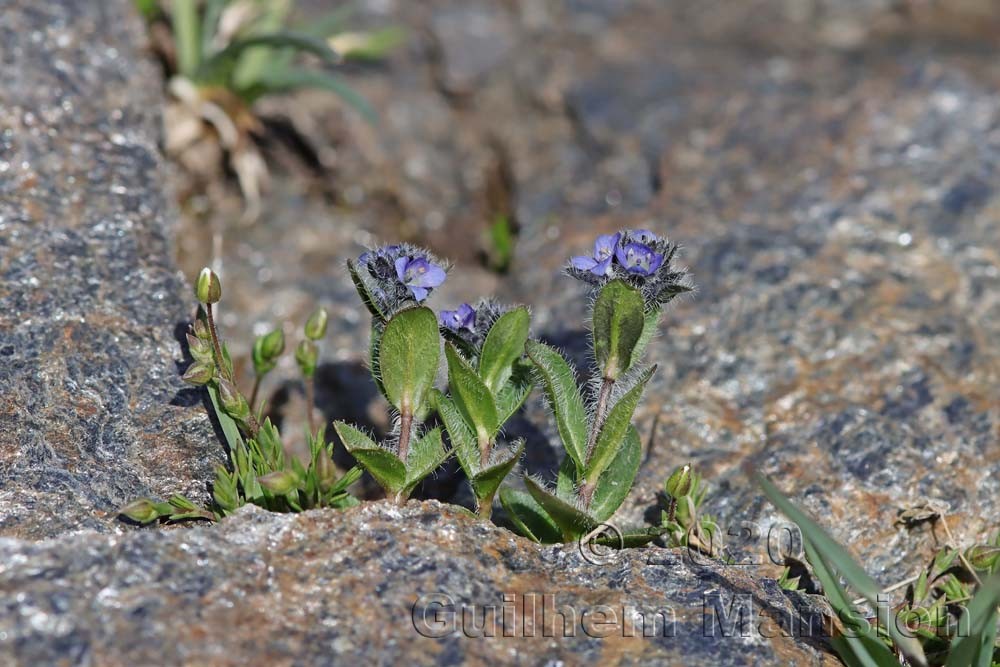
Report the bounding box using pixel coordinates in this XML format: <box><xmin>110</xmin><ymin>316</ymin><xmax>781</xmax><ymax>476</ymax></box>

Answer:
<box><xmin>182</xmin><ymin>361</ymin><xmax>215</xmax><ymax>386</ymax></box>
<box><xmin>195</xmin><ymin>267</ymin><xmax>222</xmax><ymax>304</ymax></box>
<box><xmin>304</xmin><ymin>307</ymin><xmax>329</xmax><ymax>341</ymax></box>
<box><xmin>665</xmin><ymin>464</ymin><xmax>693</xmax><ymax>500</ymax></box>
<box><xmin>218</xmin><ymin>379</ymin><xmax>250</xmax><ymax>422</ymax></box>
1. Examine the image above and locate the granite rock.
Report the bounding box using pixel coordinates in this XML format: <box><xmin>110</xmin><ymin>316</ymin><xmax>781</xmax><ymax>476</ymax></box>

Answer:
<box><xmin>0</xmin><ymin>501</ymin><xmax>836</xmax><ymax>666</ymax></box>
<box><xmin>0</xmin><ymin>0</ymin><xmax>219</xmax><ymax>538</ymax></box>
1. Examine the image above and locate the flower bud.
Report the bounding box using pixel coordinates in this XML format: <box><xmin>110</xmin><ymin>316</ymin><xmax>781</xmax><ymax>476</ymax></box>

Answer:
<box><xmin>259</xmin><ymin>470</ymin><xmax>299</xmax><ymax>495</ymax></box>
<box><xmin>296</xmin><ymin>339</ymin><xmax>318</xmax><ymax>378</ymax></box>
<box><xmin>252</xmin><ymin>328</ymin><xmax>285</xmax><ymax>376</ymax></box>
<box><xmin>187</xmin><ymin>333</ymin><xmax>214</xmax><ymax>364</ymax></box>
<box><xmin>218</xmin><ymin>379</ymin><xmax>250</xmax><ymax>422</ymax></box>
<box><xmin>304</xmin><ymin>307</ymin><xmax>329</xmax><ymax>341</ymax></box>
<box><xmin>315</xmin><ymin>453</ymin><xmax>337</xmax><ymax>492</ymax></box>
<box><xmin>119</xmin><ymin>498</ymin><xmax>162</xmax><ymax>524</ymax></box>
<box><xmin>965</xmin><ymin>545</ymin><xmax>1000</xmax><ymax>572</ymax></box>
<box><xmin>195</xmin><ymin>267</ymin><xmax>222</xmax><ymax>304</ymax></box>
<box><xmin>192</xmin><ymin>318</ymin><xmax>211</xmax><ymax>341</ymax></box>
<box><xmin>182</xmin><ymin>361</ymin><xmax>215</xmax><ymax>386</ymax></box>
<box><xmin>665</xmin><ymin>464</ymin><xmax>693</xmax><ymax>500</ymax></box>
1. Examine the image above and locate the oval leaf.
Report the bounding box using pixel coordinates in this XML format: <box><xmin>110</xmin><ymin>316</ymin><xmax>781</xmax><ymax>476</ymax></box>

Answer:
<box><xmin>525</xmin><ymin>340</ymin><xmax>587</xmax><ymax>473</ymax></box>
<box><xmin>403</xmin><ymin>427</ymin><xmax>450</xmax><ymax>496</ymax></box>
<box><xmin>479</xmin><ymin>307</ymin><xmax>530</xmax><ymax>394</ymax></box>
<box><xmin>445</xmin><ymin>344</ymin><xmax>499</xmax><ymax>442</ymax></box>
<box><xmin>525</xmin><ymin>476</ymin><xmax>597</xmax><ymax>541</ymax></box>
<box><xmin>590</xmin><ymin>424</ymin><xmax>642</xmax><ymax>522</ymax></box>
<box><xmin>470</xmin><ymin>440</ymin><xmax>524</xmax><ymax>505</ymax></box>
<box><xmin>380</xmin><ymin>307</ymin><xmax>440</xmax><ymax>420</ymax></box>
<box><xmin>432</xmin><ymin>389</ymin><xmax>478</xmax><ymax>477</ymax></box>
<box><xmin>592</xmin><ymin>280</ymin><xmax>646</xmax><ymax>379</ymax></box>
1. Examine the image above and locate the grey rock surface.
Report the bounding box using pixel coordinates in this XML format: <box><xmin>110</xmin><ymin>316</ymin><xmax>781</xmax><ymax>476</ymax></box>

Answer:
<box><xmin>0</xmin><ymin>501</ymin><xmax>836</xmax><ymax>666</ymax></box>
<box><xmin>0</xmin><ymin>0</ymin><xmax>219</xmax><ymax>538</ymax></box>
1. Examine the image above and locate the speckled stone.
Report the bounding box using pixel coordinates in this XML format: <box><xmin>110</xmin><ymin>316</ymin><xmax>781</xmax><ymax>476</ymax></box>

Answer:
<box><xmin>0</xmin><ymin>0</ymin><xmax>219</xmax><ymax>538</ymax></box>
<box><xmin>0</xmin><ymin>501</ymin><xmax>836</xmax><ymax>666</ymax></box>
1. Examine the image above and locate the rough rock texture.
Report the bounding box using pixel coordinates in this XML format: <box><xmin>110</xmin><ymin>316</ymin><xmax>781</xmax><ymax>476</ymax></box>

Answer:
<box><xmin>258</xmin><ymin>0</ymin><xmax>1000</xmax><ymax>582</ymax></box>
<box><xmin>0</xmin><ymin>501</ymin><xmax>836</xmax><ymax>666</ymax></box>
<box><xmin>0</xmin><ymin>1</ymin><xmax>219</xmax><ymax>538</ymax></box>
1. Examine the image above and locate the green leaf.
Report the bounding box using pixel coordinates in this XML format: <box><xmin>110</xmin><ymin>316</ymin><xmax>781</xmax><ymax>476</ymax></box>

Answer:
<box><xmin>445</xmin><ymin>344</ymin><xmax>499</xmax><ymax>443</ymax></box>
<box><xmin>757</xmin><ymin>473</ymin><xmax>928</xmax><ymax>667</ymax></box>
<box><xmin>245</xmin><ymin>67</ymin><xmax>377</xmax><ymax>124</ymax></box>
<box><xmin>470</xmin><ymin>440</ymin><xmax>524</xmax><ymax>506</ymax></box>
<box><xmin>479</xmin><ymin>307</ymin><xmax>530</xmax><ymax>394</ymax></box>
<box><xmin>380</xmin><ymin>307</ymin><xmax>440</xmax><ymax>420</ymax></box>
<box><xmin>586</xmin><ymin>366</ymin><xmax>655</xmax><ymax>483</ymax></box>
<box><xmin>556</xmin><ymin>455</ymin><xmax>577</xmax><ymax>501</ymax></box>
<box><xmin>525</xmin><ymin>476</ymin><xmax>596</xmax><ymax>542</ymax></box>
<box><xmin>347</xmin><ymin>259</ymin><xmax>387</xmax><ymax>320</ymax></box>
<box><xmin>334</xmin><ymin>421</ymin><xmax>405</xmax><ymax>494</ymax></box>
<box><xmin>172</xmin><ymin>0</ymin><xmax>201</xmax><ymax>77</ymax></box>
<box><xmin>494</xmin><ymin>361</ymin><xmax>533</xmax><ymax>425</ymax></box>
<box><xmin>593</xmin><ymin>526</ymin><xmax>667</xmax><ymax>549</ymax></box>
<box><xmin>403</xmin><ymin>428</ymin><xmax>450</xmax><ymax>496</ymax></box>
<box><xmin>630</xmin><ymin>310</ymin><xmax>661</xmax><ymax>370</ymax></box>
<box><xmin>433</xmin><ymin>390</ymin><xmax>478</xmax><ymax>477</ymax></box>
<box><xmin>525</xmin><ymin>340</ymin><xmax>587</xmax><ymax>474</ymax></box>
<box><xmin>194</xmin><ymin>31</ymin><xmax>339</xmax><ymax>87</ymax></box>
<box><xmin>498</xmin><ymin>487</ymin><xmax>561</xmax><ymax>544</ymax></box>
<box><xmin>592</xmin><ymin>280</ymin><xmax>646</xmax><ymax>379</ymax></box>
<box><xmin>206</xmin><ymin>381</ymin><xmax>247</xmax><ymax>454</ymax></box>
<box><xmin>590</xmin><ymin>424</ymin><xmax>642</xmax><ymax>522</ymax></box>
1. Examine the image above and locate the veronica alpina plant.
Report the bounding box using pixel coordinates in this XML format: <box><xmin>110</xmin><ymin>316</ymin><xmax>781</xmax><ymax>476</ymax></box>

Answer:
<box><xmin>500</xmin><ymin>229</ymin><xmax>692</xmax><ymax>544</ymax></box>
<box><xmin>336</xmin><ymin>245</ymin><xmax>451</xmax><ymax>504</ymax></box>
<box><xmin>433</xmin><ymin>299</ymin><xmax>534</xmax><ymax>518</ymax></box>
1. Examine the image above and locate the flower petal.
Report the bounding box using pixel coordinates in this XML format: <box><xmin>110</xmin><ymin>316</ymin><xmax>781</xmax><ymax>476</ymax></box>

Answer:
<box><xmin>571</xmin><ymin>255</ymin><xmax>599</xmax><ymax>271</ymax></box>
<box><xmin>409</xmin><ymin>285</ymin><xmax>429</xmax><ymax>302</ymax></box>
<box><xmin>411</xmin><ymin>262</ymin><xmax>447</xmax><ymax>288</ymax></box>
<box><xmin>394</xmin><ymin>257</ymin><xmax>409</xmax><ymax>283</ymax></box>
<box><xmin>594</xmin><ymin>232</ymin><xmax>621</xmax><ymax>259</ymax></box>
<box><xmin>592</xmin><ymin>257</ymin><xmax>613</xmax><ymax>276</ymax></box>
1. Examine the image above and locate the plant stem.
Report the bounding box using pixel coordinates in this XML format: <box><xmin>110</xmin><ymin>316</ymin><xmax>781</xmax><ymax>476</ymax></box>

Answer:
<box><xmin>172</xmin><ymin>0</ymin><xmax>200</xmax><ymax>77</ymax></box>
<box><xmin>667</xmin><ymin>498</ymin><xmax>677</xmax><ymax>524</ymax></box>
<box><xmin>205</xmin><ymin>302</ymin><xmax>260</xmax><ymax>437</ymax></box>
<box><xmin>249</xmin><ymin>375</ymin><xmax>261</xmax><ymax>413</ymax></box>
<box><xmin>477</xmin><ymin>491</ymin><xmax>495</xmax><ymax>520</ymax></box>
<box><xmin>479</xmin><ymin>436</ymin><xmax>490</xmax><ymax>469</ymax></box>
<box><xmin>580</xmin><ymin>376</ymin><xmax>615</xmax><ymax>509</ymax></box>
<box><xmin>304</xmin><ymin>375</ymin><xmax>316</xmax><ymax>437</ymax></box>
<box><xmin>398</xmin><ymin>410</ymin><xmax>412</xmax><ymax>463</ymax></box>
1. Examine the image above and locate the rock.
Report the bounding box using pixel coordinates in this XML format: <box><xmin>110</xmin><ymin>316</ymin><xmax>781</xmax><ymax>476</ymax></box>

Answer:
<box><xmin>0</xmin><ymin>501</ymin><xmax>836</xmax><ymax>666</ymax></box>
<box><xmin>0</xmin><ymin>0</ymin><xmax>219</xmax><ymax>538</ymax></box>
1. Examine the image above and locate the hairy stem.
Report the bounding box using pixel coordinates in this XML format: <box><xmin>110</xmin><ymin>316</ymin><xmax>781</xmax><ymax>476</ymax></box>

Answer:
<box><xmin>479</xmin><ymin>436</ymin><xmax>490</xmax><ymax>469</ymax></box>
<box><xmin>398</xmin><ymin>410</ymin><xmax>413</xmax><ymax>464</ymax></box>
<box><xmin>580</xmin><ymin>376</ymin><xmax>615</xmax><ymax>509</ymax></box>
<box><xmin>477</xmin><ymin>491</ymin><xmax>495</xmax><ymax>520</ymax></box>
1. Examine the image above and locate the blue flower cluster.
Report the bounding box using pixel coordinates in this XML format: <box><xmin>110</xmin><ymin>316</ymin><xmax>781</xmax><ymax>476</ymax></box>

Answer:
<box><xmin>567</xmin><ymin>229</ymin><xmax>691</xmax><ymax>305</ymax></box>
<box><xmin>438</xmin><ymin>299</ymin><xmax>513</xmax><ymax>354</ymax></box>
<box><xmin>356</xmin><ymin>244</ymin><xmax>448</xmax><ymax>313</ymax></box>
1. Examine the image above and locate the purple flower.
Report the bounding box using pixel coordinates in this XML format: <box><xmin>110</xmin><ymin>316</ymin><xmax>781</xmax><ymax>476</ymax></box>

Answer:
<box><xmin>615</xmin><ymin>241</ymin><xmax>664</xmax><ymax>276</ymax></box>
<box><xmin>570</xmin><ymin>232</ymin><xmax>621</xmax><ymax>276</ymax></box>
<box><xmin>394</xmin><ymin>256</ymin><xmax>447</xmax><ymax>302</ymax></box>
<box><xmin>439</xmin><ymin>303</ymin><xmax>476</xmax><ymax>331</ymax></box>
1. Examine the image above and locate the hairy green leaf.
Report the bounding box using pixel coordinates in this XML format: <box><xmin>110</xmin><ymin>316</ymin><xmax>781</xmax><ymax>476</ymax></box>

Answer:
<box><xmin>380</xmin><ymin>307</ymin><xmax>440</xmax><ymax>420</ymax></box>
<box><xmin>499</xmin><ymin>487</ymin><xmax>561</xmax><ymax>544</ymax></box>
<box><xmin>525</xmin><ymin>340</ymin><xmax>587</xmax><ymax>473</ymax></box>
<box><xmin>347</xmin><ymin>258</ymin><xmax>387</xmax><ymax>320</ymax></box>
<box><xmin>403</xmin><ymin>427</ymin><xmax>449</xmax><ymax>496</ymax></box>
<box><xmin>592</xmin><ymin>280</ymin><xmax>645</xmax><ymax>379</ymax></box>
<box><xmin>495</xmin><ymin>361</ymin><xmax>533</xmax><ymax>425</ymax></box>
<box><xmin>445</xmin><ymin>344</ymin><xmax>499</xmax><ymax>444</ymax></box>
<box><xmin>470</xmin><ymin>440</ymin><xmax>524</xmax><ymax>507</ymax></box>
<box><xmin>334</xmin><ymin>421</ymin><xmax>405</xmax><ymax>494</ymax></box>
<box><xmin>525</xmin><ymin>476</ymin><xmax>596</xmax><ymax>541</ymax></box>
<box><xmin>433</xmin><ymin>389</ymin><xmax>477</xmax><ymax>477</ymax></box>
<box><xmin>479</xmin><ymin>307</ymin><xmax>530</xmax><ymax>394</ymax></box>
<box><xmin>590</xmin><ymin>424</ymin><xmax>642</xmax><ymax>522</ymax></box>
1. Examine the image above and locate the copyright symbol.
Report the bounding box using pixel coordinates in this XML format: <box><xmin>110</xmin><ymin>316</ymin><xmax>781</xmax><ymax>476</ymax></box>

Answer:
<box><xmin>577</xmin><ymin>523</ymin><xmax>624</xmax><ymax>565</ymax></box>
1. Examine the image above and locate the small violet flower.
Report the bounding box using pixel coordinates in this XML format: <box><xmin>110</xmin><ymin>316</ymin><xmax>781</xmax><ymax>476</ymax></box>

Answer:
<box><xmin>570</xmin><ymin>233</ymin><xmax>621</xmax><ymax>276</ymax></box>
<box><xmin>395</xmin><ymin>256</ymin><xmax>447</xmax><ymax>302</ymax></box>
<box><xmin>440</xmin><ymin>303</ymin><xmax>476</xmax><ymax>331</ymax></box>
<box><xmin>615</xmin><ymin>241</ymin><xmax>664</xmax><ymax>276</ymax></box>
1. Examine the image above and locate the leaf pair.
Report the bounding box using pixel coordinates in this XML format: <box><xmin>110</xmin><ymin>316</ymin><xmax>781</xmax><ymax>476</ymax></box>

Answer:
<box><xmin>334</xmin><ymin>422</ymin><xmax>448</xmax><ymax>502</ymax></box>
<box><xmin>436</xmin><ymin>307</ymin><xmax>532</xmax><ymax>516</ymax></box>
